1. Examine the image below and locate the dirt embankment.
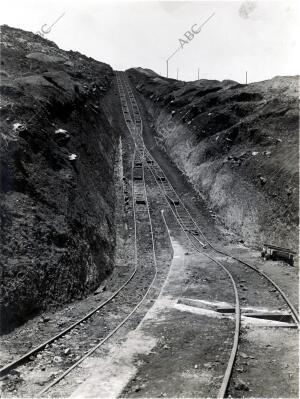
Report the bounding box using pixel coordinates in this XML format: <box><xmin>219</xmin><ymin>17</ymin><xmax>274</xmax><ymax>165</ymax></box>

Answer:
<box><xmin>127</xmin><ymin>68</ymin><xmax>299</xmax><ymax>251</ymax></box>
<box><xmin>0</xmin><ymin>25</ymin><xmax>119</xmax><ymax>332</ymax></box>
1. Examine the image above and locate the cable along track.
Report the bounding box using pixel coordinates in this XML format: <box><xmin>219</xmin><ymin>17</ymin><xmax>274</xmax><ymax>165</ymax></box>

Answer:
<box><xmin>36</xmin><ymin>75</ymin><xmax>159</xmax><ymax>397</ymax></box>
<box><xmin>119</xmin><ymin>71</ymin><xmax>299</xmax><ymax>324</ymax></box>
<box><xmin>2</xmin><ymin>71</ymin><xmax>296</xmax><ymax>398</ymax></box>
<box><xmin>117</xmin><ymin>71</ymin><xmax>299</xmax><ymax>398</ymax></box>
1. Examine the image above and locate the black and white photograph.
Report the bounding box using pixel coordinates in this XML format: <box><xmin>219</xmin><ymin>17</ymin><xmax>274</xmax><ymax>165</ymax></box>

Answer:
<box><xmin>0</xmin><ymin>0</ymin><xmax>299</xmax><ymax>397</ymax></box>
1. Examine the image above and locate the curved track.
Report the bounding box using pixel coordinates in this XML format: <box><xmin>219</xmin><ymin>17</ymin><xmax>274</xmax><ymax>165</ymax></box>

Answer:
<box><xmin>37</xmin><ymin>77</ymin><xmax>159</xmax><ymax>397</ymax></box>
<box><xmin>0</xmin><ymin>76</ymin><xmax>158</xmax><ymax>398</ymax></box>
<box><xmin>1</xmin><ymin>71</ymin><xmax>297</xmax><ymax>398</ymax></box>
<box><xmin>117</xmin><ymin>71</ymin><xmax>299</xmax><ymax>398</ymax></box>
<box><xmin>120</xmin><ymin>72</ymin><xmax>299</xmax><ymax>324</ymax></box>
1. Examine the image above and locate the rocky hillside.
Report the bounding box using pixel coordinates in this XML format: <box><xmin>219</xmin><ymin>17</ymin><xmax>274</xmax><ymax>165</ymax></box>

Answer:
<box><xmin>128</xmin><ymin>68</ymin><xmax>299</xmax><ymax>251</ymax></box>
<box><xmin>0</xmin><ymin>25</ymin><xmax>118</xmax><ymax>332</ymax></box>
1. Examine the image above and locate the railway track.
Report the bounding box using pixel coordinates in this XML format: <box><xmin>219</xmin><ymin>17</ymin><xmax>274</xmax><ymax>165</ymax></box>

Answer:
<box><xmin>1</xmin><ymin>70</ymin><xmax>297</xmax><ymax>398</ymax></box>
<box><xmin>123</xmin><ymin>77</ymin><xmax>299</xmax><ymax>322</ymax></box>
<box><xmin>0</xmin><ymin>79</ymin><xmax>158</xmax><ymax>398</ymax></box>
<box><xmin>117</xmin><ymin>71</ymin><xmax>299</xmax><ymax>398</ymax></box>
<box><xmin>37</xmin><ymin>141</ymin><xmax>158</xmax><ymax>396</ymax></box>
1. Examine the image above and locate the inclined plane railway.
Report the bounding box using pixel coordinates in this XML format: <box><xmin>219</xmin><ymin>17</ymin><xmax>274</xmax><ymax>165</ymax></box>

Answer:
<box><xmin>116</xmin><ymin>71</ymin><xmax>299</xmax><ymax>398</ymax></box>
<box><xmin>0</xmin><ymin>71</ymin><xmax>298</xmax><ymax>398</ymax></box>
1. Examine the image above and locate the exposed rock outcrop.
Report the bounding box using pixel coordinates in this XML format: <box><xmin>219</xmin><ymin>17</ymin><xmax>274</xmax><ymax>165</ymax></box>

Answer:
<box><xmin>0</xmin><ymin>25</ymin><xmax>118</xmax><ymax>332</ymax></box>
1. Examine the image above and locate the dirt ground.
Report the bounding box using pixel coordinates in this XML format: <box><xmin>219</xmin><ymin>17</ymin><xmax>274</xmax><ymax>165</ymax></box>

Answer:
<box><xmin>127</xmin><ymin>68</ymin><xmax>299</xmax><ymax>252</ymax></box>
<box><xmin>0</xmin><ymin>30</ymin><xmax>298</xmax><ymax>399</ymax></box>
<box><xmin>0</xmin><ymin>25</ymin><xmax>118</xmax><ymax>333</ymax></box>
<box><xmin>0</xmin><ymin>77</ymin><xmax>174</xmax><ymax>397</ymax></box>
<box><xmin>2</xmin><ymin>75</ymin><xmax>295</xmax><ymax>398</ymax></box>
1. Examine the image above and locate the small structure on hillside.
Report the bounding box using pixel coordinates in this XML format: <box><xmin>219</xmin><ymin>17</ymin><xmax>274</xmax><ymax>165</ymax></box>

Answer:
<box><xmin>261</xmin><ymin>243</ymin><xmax>296</xmax><ymax>266</ymax></box>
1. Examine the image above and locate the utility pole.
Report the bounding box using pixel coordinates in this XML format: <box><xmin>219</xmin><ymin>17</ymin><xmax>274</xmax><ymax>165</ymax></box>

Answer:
<box><xmin>246</xmin><ymin>71</ymin><xmax>248</xmax><ymax>85</ymax></box>
<box><xmin>166</xmin><ymin>12</ymin><xmax>215</xmax><ymax>79</ymax></box>
<box><xmin>166</xmin><ymin>47</ymin><xmax>181</xmax><ymax>78</ymax></box>
<box><xmin>197</xmin><ymin>68</ymin><xmax>200</xmax><ymax>80</ymax></box>
<box><xmin>177</xmin><ymin>68</ymin><xmax>179</xmax><ymax>80</ymax></box>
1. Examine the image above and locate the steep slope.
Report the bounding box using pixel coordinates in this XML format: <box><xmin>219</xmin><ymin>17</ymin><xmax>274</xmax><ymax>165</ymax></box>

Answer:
<box><xmin>127</xmin><ymin>68</ymin><xmax>299</xmax><ymax>251</ymax></box>
<box><xmin>0</xmin><ymin>25</ymin><xmax>118</xmax><ymax>332</ymax></box>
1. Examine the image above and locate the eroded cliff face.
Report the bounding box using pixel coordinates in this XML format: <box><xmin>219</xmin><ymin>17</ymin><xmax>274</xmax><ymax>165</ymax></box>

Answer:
<box><xmin>0</xmin><ymin>25</ymin><xmax>118</xmax><ymax>332</ymax></box>
<box><xmin>127</xmin><ymin>68</ymin><xmax>299</xmax><ymax>251</ymax></box>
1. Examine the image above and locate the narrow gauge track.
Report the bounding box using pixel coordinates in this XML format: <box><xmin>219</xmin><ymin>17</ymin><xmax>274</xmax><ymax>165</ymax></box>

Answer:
<box><xmin>122</xmin><ymin>73</ymin><xmax>299</xmax><ymax>323</ymax></box>
<box><xmin>117</xmin><ymin>71</ymin><xmax>299</xmax><ymax>398</ymax></box>
<box><xmin>120</xmin><ymin>72</ymin><xmax>299</xmax><ymax>323</ymax></box>
<box><xmin>0</xmin><ymin>80</ymin><xmax>158</xmax><ymax>398</ymax></box>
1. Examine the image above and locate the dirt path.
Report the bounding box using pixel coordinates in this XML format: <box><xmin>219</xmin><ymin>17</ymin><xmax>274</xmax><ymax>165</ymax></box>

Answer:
<box><xmin>0</xmin><ymin>76</ymin><xmax>298</xmax><ymax>398</ymax></box>
<box><xmin>70</xmin><ymin>227</ymin><xmax>230</xmax><ymax>398</ymax></box>
<box><xmin>55</xmin><ymin>76</ymin><xmax>298</xmax><ymax>398</ymax></box>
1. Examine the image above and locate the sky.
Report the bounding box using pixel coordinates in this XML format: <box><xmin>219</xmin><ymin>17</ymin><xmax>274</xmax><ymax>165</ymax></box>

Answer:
<box><xmin>0</xmin><ymin>0</ymin><xmax>299</xmax><ymax>83</ymax></box>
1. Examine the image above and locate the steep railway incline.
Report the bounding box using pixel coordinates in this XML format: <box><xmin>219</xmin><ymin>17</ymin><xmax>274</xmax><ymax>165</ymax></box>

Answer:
<box><xmin>68</xmin><ymin>72</ymin><xmax>298</xmax><ymax>399</ymax></box>
<box><xmin>0</xmin><ymin>67</ymin><xmax>169</xmax><ymax>396</ymax></box>
<box><xmin>0</xmin><ymin>56</ymin><xmax>298</xmax><ymax>397</ymax></box>
<box><xmin>119</xmin><ymin>72</ymin><xmax>298</xmax><ymax>398</ymax></box>
<box><xmin>127</xmin><ymin>68</ymin><xmax>299</xmax><ymax>252</ymax></box>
